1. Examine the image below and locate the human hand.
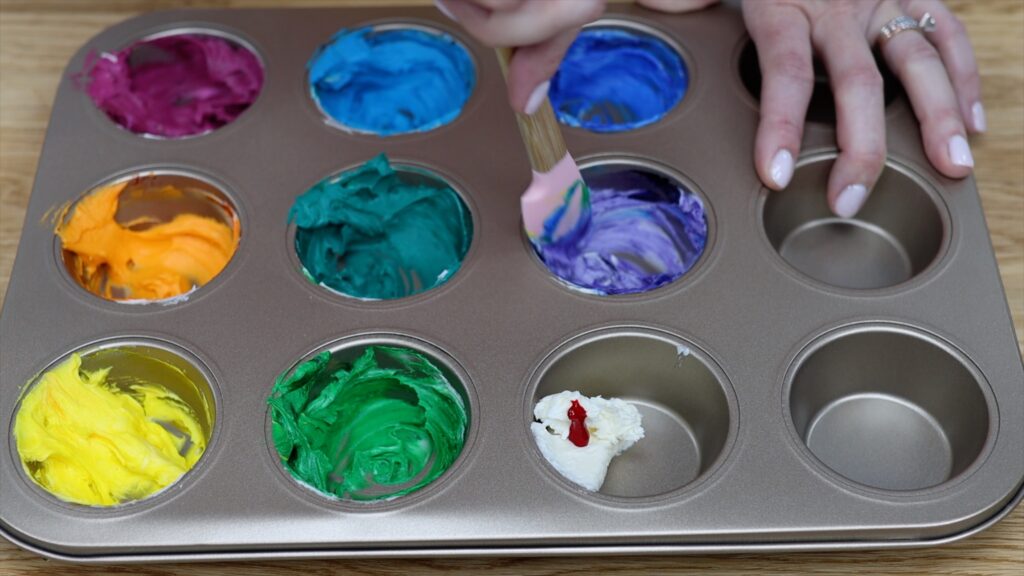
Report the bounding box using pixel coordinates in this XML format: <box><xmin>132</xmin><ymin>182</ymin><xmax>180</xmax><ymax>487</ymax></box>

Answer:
<box><xmin>743</xmin><ymin>0</ymin><xmax>982</xmax><ymax>218</ymax></box>
<box><xmin>434</xmin><ymin>1</ymin><xmax>718</xmax><ymax>114</ymax></box>
<box><xmin>435</xmin><ymin>0</ymin><xmax>605</xmax><ymax>114</ymax></box>
<box><xmin>635</xmin><ymin>0</ymin><xmax>720</xmax><ymax>12</ymax></box>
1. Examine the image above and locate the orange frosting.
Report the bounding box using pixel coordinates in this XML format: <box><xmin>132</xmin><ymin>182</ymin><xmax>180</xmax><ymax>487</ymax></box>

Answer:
<box><xmin>56</xmin><ymin>182</ymin><xmax>239</xmax><ymax>301</ymax></box>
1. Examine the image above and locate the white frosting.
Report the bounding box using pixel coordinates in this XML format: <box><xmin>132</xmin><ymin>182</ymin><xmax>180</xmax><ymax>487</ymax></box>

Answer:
<box><xmin>530</xmin><ymin>391</ymin><xmax>644</xmax><ymax>491</ymax></box>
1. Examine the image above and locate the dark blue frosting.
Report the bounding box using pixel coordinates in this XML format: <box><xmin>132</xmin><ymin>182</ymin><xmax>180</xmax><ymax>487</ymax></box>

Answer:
<box><xmin>549</xmin><ymin>28</ymin><xmax>688</xmax><ymax>132</ymax></box>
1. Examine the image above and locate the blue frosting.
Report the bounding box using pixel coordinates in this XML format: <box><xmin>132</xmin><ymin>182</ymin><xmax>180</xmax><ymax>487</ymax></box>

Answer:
<box><xmin>308</xmin><ymin>27</ymin><xmax>475</xmax><ymax>136</ymax></box>
<box><xmin>537</xmin><ymin>168</ymin><xmax>707</xmax><ymax>295</ymax></box>
<box><xmin>549</xmin><ymin>28</ymin><xmax>688</xmax><ymax>133</ymax></box>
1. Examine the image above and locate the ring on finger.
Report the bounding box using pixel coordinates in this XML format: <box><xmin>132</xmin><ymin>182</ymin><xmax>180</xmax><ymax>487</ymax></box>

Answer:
<box><xmin>877</xmin><ymin>12</ymin><xmax>937</xmax><ymax>47</ymax></box>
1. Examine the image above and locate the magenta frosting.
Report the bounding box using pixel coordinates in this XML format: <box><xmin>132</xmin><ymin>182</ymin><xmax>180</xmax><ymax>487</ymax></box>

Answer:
<box><xmin>82</xmin><ymin>34</ymin><xmax>264</xmax><ymax>138</ymax></box>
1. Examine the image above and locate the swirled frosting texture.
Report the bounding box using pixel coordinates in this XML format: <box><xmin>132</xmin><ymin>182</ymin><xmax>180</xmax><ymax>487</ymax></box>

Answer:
<box><xmin>56</xmin><ymin>181</ymin><xmax>240</xmax><ymax>301</ymax></box>
<box><xmin>549</xmin><ymin>28</ymin><xmax>687</xmax><ymax>132</ymax></box>
<box><xmin>269</xmin><ymin>346</ymin><xmax>468</xmax><ymax>502</ymax></box>
<box><xmin>13</xmin><ymin>353</ymin><xmax>207</xmax><ymax>506</ymax></box>
<box><xmin>290</xmin><ymin>154</ymin><xmax>472</xmax><ymax>300</ymax></box>
<box><xmin>537</xmin><ymin>168</ymin><xmax>707</xmax><ymax>295</ymax></box>
<box><xmin>308</xmin><ymin>27</ymin><xmax>475</xmax><ymax>135</ymax></box>
<box><xmin>82</xmin><ymin>33</ymin><xmax>264</xmax><ymax>138</ymax></box>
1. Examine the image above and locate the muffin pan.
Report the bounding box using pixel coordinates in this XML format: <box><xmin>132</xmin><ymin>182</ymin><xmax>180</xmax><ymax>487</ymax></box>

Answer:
<box><xmin>1</xmin><ymin>4</ymin><xmax>1021</xmax><ymax>562</ymax></box>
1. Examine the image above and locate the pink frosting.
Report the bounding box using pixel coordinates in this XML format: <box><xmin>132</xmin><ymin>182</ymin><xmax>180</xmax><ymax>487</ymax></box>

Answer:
<box><xmin>82</xmin><ymin>34</ymin><xmax>264</xmax><ymax>138</ymax></box>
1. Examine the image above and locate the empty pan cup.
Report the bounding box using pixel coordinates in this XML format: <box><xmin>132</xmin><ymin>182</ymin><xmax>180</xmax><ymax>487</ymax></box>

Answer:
<box><xmin>762</xmin><ymin>155</ymin><xmax>947</xmax><ymax>290</ymax></box>
<box><xmin>787</xmin><ymin>324</ymin><xmax>993</xmax><ymax>491</ymax></box>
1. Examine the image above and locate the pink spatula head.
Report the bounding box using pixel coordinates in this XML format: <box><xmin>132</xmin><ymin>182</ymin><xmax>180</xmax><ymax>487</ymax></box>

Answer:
<box><xmin>496</xmin><ymin>48</ymin><xmax>590</xmax><ymax>245</ymax></box>
<box><xmin>521</xmin><ymin>151</ymin><xmax>590</xmax><ymax>244</ymax></box>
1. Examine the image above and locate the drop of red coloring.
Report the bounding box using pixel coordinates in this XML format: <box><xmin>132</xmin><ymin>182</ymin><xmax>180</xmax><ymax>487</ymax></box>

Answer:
<box><xmin>567</xmin><ymin>399</ymin><xmax>589</xmax><ymax>447</ymax></box>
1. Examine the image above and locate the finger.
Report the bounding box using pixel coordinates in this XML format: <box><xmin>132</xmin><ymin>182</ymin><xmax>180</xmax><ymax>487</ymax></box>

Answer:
<box><xmin>436</xmin><ymin>0</ymin><xmax>523</xmax><ymax>17</ymax></box>
<box><xmin>900</xmin><ymin>0</ymin><xmax>984</xmax><ymax>132</ymax></box>
<box><xmin>815</xmin><ymin>16</ymin><xmax>887</xmax><ymax>218</ymax></box>
<box><xmin>441</xmin><ymin>0</ymin><xmax>603</xmax><ymax>47</ymax></box>
<box><xmin>873</xmin><ymin>6</ymin><xmax>974</xmax><ymax>178</ymax></box>
<box><xmin>472</xmin><ymin>0</ymin><xmax>525</xmax><ymax>10</ymax></box>
<box><xmin>505</xmin><ymin>29</ymin><xmax>580</xmax><ymax>113</ymax></box>
<box><xmin>435</xmin><ymin>0</ymin><xmax>457</xmax><ymax>20</ymax></box>
<box><xmin>635</xmin><ymin>0</ymin><xmax>720</xmax><ymax>12</ymax></box>
<box><xmin>744</xmin><ymin>2</ymin><xmax>814</xmax><ymax>190</ymax></box>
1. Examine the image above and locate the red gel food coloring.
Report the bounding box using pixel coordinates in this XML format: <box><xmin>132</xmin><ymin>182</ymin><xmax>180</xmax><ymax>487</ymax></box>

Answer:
<box><xmin>568</xmin><ymin>399</ymin><xmax>589</xmax><ymax>447</ymax></box>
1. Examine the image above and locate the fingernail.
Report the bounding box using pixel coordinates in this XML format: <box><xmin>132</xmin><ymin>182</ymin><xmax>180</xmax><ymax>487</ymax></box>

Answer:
<box><xmin>769</xmin><ymin>149</ymin><xmax>794</xmax><ymax>188</ymax></box>
<box><xmin>834</xmin><ymin>184</ymin><xmax>867</xmax><ymax>219</ymax></box>
<box><xmin>948</xmin><ymin>134</ymin><xmax>974</xmax><ymax>167</ymax></box>
<box><xmin>972</xmin><ymin>101</ymin><xmax>987</xmax><ymax>133</ymax></box>
<box><xmin>524</xmin><ymin>80</ymin><xmax>550</xmax><ymax>115</ymax></box>
<box><xmin>434</xmin><ymin>0</ymin><xmax>456</xmax><ymax>20</ymax></box>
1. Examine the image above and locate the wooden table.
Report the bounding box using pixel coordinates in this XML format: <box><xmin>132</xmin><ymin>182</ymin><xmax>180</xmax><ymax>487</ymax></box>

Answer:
<box><xmin>1</xmin><ymin>0</ymin><xmax>1021</xmax><ymax>573</ymax></box>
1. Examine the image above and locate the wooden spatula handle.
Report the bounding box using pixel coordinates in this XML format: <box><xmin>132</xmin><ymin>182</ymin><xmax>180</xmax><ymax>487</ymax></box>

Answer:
<box><xmin>495</xmin><ymin>47</ymin><xmax>568</xmax><ymax>173</ymax></box>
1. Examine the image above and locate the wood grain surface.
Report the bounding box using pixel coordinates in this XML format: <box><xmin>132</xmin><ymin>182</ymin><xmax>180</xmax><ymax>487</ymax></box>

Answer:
<box><xmin>1</xmin><ymin>0</ymin><xmax>1021</xmax><ymax>573</ymax></box>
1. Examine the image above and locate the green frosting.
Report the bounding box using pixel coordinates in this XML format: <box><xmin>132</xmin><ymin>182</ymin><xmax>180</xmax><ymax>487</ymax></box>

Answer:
<box><xmin>290</xmin><ymin>154</ymin><xmax>473</xmax><ymax>300</ymax></box>
<box><xmin>268</xmin><ymin>346</ymin><xmax>469</xmax><ymax>501</ymax></box>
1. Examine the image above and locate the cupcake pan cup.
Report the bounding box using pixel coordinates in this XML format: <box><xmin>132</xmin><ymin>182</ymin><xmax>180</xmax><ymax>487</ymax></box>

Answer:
<box><xmin>88</xmin><ymin>27</ymin><xmax>265</xmax><ymax>140</ymax></box>
<box><xmin>0</xmin><ymin>4</ymin><xmax>1021</xmax><ymax>562</ymax></box>
<box><xmin>526</xmin><ymin>327</ymin><xmax>735</xmax><ymax>500</ymax></box>
<box><xmin>307</xmin><ymin>22</ymin><xmax>478</xmax><ymax>136</ymax></box>
<box><xmin>57</xmin><ymin>170</ymin><xmax>242</xmax><ymax>303</ymax></box>
<box><xmin>762</xmin><ymin>154</ymin><xmax>948</xmax><ymax>291</ymax></box>
<box><xmin>8</xmin><ymin>338</ymin><xmax>219</xmax><ymax>510</ymax></box>
<box><xmin>264</xmin><ymin>334</ymin><xmax>478</xmax><ymax>508</ymax></box>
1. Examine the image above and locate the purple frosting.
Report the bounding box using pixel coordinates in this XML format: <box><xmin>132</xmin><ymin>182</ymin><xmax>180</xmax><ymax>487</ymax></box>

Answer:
<box><xmin>81</xmin><ymin>34</ymin><xmax>264</xmax><ymax>138</ymax></box>
<box><xmin>536</xmin><ymin>168</ymin><xmax>707</xmax><ymax>295</ymax></box>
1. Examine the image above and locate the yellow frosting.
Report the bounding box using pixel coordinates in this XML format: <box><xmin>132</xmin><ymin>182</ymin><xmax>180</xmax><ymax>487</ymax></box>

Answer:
<box><xmin>56</xmin><ymin>181</ymin><xmax>240</xmax><ymax>301</ymax></box>
<box><xmin>13</xmin><ymin>353</ymin><xmax>207</xmax><ymax>506</ymax></box>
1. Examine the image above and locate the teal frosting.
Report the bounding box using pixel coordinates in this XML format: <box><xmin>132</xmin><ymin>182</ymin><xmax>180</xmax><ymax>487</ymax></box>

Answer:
<box><xmin>290</xmin><ymin>154</ymin><xmax>472</xmax><ymax>300</ymax></box>
<box><xmin>268</xmin><ymin>346</ymin><xmax>469</xmax><ymax>502</ymax></box>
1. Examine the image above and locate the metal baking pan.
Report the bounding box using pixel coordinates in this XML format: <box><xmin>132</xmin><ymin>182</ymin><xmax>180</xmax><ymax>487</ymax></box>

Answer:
<box><xmin>1</xmin><ymin>3</ymin><xmax>1021</xmax><ymax>562</ymax></box>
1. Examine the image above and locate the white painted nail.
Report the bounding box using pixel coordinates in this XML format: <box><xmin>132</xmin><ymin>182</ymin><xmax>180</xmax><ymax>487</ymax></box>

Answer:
<box><xmin>949</xmin><ymin>134</ymin><xmax>974</xmax><ymax>167</ymax></box>
<box><xmin>769</xmin><ymin>149</ymin><xmax>794</xmax><ymax>188</ymax></box>
<box><xmin>524</xmin><ymin>80</ymin><xmax>550</xmax><ymax>115</ymax></box>
<box><xmin>434</xmin><ymin>0</ymin><xmax>456</xmax><ymax>20</ymax></box>
<box><xmin>834</xmin><ymin>184</ymin><xmax>868</xmax><ymax>219</ymax></box>
<box><xmin>972</xmin><ymin>101</ymin><xmax>987</xmax><ymax>133</ymax></box>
